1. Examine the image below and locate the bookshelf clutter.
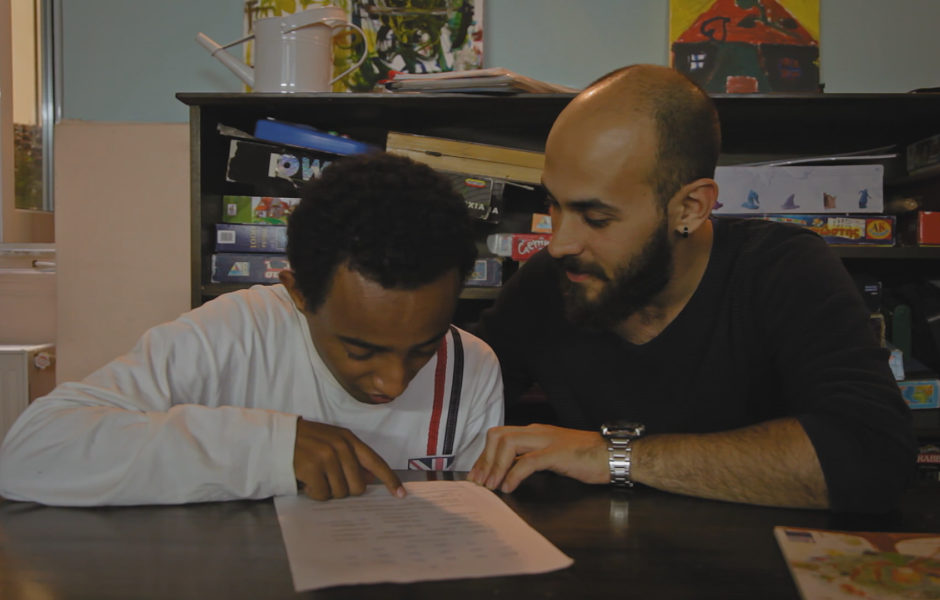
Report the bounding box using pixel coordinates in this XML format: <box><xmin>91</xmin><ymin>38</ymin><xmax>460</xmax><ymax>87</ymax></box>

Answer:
<box><xmin>180</xmin><ymin>92</ymin><xmax>940</xmax><ymax>446</ymax></box>
<box><xmin>210</xmin><ymin>117</ymin><xmax>554</xmax><ymax>290</ymax></box>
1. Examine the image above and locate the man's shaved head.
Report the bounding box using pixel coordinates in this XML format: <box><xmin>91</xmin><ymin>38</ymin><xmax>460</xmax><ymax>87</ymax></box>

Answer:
<box><xmin>550</xmin><ymin>64</ymin><xmax>721</xmax><ymax>206</ymax></box>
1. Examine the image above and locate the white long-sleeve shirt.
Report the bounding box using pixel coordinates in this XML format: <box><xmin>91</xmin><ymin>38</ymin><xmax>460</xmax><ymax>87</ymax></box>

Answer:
<box><xmin>0</xmin><ymin>284</ymin><xmax>503</xmax><ymax>506</ymax></box>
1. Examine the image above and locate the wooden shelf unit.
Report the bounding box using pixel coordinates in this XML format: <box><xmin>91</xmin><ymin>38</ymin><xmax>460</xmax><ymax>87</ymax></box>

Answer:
<box><xmin>177</xmin><ymin>91</ymin><xmax>940</xmax><ymax>303</ymax></box>
<box><xmin>179</xmin><ymin>91</ymin><xmax>940</xmax><ymax>439</ymax></box>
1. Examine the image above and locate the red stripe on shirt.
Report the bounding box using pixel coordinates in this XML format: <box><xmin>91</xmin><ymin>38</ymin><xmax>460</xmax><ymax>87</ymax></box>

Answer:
<box><xmin>426</xmin><ymin>336</ymin><xmax>448</xmax><ymax>455</ymax></box>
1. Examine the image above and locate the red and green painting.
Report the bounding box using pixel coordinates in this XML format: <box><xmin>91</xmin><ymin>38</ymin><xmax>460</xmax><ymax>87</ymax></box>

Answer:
<box><xmin>669</xmin><ymin>0</ymin><xmax>820</xmax><ymax>93</ymax></box>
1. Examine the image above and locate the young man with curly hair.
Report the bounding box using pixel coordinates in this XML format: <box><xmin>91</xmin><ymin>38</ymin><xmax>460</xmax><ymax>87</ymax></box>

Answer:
<box><xmin>0</xmin><ymin>153</ymin><xmax>503</xmax><ymax>506</ymax></box>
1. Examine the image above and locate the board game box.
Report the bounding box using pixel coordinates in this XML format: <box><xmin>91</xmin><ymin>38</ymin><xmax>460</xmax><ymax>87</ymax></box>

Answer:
<box><xmin>215</xmin><ymin>224</ymin><xmax>287</xmax><ymax>253</ymax></box>
<box><xmin>210</xmin><ymin>253</ymin><xmax>290</xmax><ymax>283</ymax></box>
<box><xmin>222</xmin><ymin>195</ymin><xmax>300</xmax><ymax>225</ymax></box>
<box><xmin>751</xmin><ymin>215</ymin><xmax>895</xmax><ymax>246</ymax></box>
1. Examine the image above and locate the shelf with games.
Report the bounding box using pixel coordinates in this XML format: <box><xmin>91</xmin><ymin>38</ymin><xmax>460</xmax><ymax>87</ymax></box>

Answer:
<box><xmin>176</xmin><ymin>92</ymin><xmax>940</xmax><ymax>310</ymax></box>
<box><xmin>833</xmin><ymin>246</ymin><xmax>940</xmax><ymax>259</ymax></box>
<box><xmin>177</xmin><ymin>92</ymin><xmax>570</xmax><ymax>308</ymax></box>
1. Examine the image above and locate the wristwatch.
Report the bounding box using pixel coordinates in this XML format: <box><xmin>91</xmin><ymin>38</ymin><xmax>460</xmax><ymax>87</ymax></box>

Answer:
<box><xmin>600</xmin><ymin>421</ymin><xmax>646</xmax><ymax>488</ymax></box>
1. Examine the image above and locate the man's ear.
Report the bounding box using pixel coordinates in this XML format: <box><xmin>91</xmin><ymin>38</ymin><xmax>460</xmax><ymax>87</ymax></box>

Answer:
<box><xmin>672</xmin><ymin>178</ymin><xmax>718</xmax><ymax>236</ymax></box>
<box><xmin>278</xmin><ymin>270</ymin><xmax>307</xmax><ymax>312</ymax></box>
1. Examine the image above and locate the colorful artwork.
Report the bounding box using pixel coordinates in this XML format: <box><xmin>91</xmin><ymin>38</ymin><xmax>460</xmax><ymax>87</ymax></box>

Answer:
<box><xmin>775</xmin><ymin>527</ymin><xmax>940</xmax><ymax>600</ymax></box>
<box><xmin>669</xmin><ymin>0</ymin><xmax>820</xmax><ymax>93</ymax></box>
<box><xmin>244</xmin><ymin>0</ymin><xmax>484</xmax><ymax>92</ymax></box>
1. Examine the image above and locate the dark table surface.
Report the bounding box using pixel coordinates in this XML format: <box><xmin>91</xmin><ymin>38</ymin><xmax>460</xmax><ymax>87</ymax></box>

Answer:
<box><xmin>1</xmin><ymin>472</ymin><xmax>938</xmax><ymax>599</ymax></box>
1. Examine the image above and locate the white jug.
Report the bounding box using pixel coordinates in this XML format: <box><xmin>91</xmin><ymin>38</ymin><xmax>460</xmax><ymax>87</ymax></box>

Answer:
<box><xmin>196</xmin><ymin>6</ymin><xmax>367</xmax><ymax>93</ymax></box>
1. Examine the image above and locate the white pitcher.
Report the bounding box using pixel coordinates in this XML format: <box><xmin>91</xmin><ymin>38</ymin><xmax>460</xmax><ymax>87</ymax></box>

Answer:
<box><xmin>196</xmin><ymin>6</ymin><xmax>367</xmax><ymax>93</ymax></box>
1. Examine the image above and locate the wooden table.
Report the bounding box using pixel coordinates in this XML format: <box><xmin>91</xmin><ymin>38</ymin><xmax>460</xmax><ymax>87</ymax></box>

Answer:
<box><xmin>1</xmin><ymin>472</ymin><xmax>938</xmax><ymax>599</ymax></box>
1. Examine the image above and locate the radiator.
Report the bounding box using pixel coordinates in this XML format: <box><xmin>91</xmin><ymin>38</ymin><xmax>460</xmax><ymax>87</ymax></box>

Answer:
<box><xmin>0</xmin><ymin>344</ymin><xmax>55</xmax><ymax>443</ymax></box>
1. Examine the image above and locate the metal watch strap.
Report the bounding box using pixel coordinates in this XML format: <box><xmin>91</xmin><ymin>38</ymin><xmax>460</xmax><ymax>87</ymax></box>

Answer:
<box><xmin>608</xmin><ymin>437</ymin><xmax>634</xmax><ymax>487</ymax></box>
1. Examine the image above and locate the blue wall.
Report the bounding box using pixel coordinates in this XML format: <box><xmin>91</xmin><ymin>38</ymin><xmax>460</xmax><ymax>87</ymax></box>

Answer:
<box><xmin>61</xmin><ymin>0</ymin><xmax>242</xmax><ymax>122</ymax></box>
<box><xmin>62</xmin><ymin>0</ymin><xmax>940</xmax><ymax>123</ymax></box>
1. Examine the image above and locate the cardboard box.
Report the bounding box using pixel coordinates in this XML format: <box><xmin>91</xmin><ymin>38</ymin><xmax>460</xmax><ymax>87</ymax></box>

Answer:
<box><xmin>443</xmin><ymin>172</ymin><xmax>504</xmax><ymax>221</ymax></box>
<box><xmin>222</xmin><ymin>195</ymin><xmax>300</xmax><ymax>225</ymax></box>
<box><xmin>753</xmin><ymin>215</ymin><xmax>895</xmax><ymax>246</ymax></box>
<box><xmin>531</xmin><ymin>213</ymin><xmax>552</xmax><ymax>233</ymax></box>
<box><xmin>486</xmin><ymin>233</ymin><xmax>552</xmax><ymax>260</ymax></box>
<box><xmin>916</xmin><ymin>442</ymin><xmax>940</xmax><ymax>482</ymax></box>
<box><xmin>713</xmin><ymin>165</ymin><xmax>884</xmax><ymax>214</ymax></box>
<box><xmin>898</xmin><ymin>377</ymin><xmax>940</xmax><ymax>410</ymax></box>
<box><xmin>215</xmin><ymin>224</ymin><xmax>287</xmax><ymax>253</ymax></box>
<box><xmin>210</xmin><ymin>254</ymin><xmax>290</xmax><ymax>284</ymax></box>
<box><xmin>465</xmin><ymin>258</ymin><xmax>502</xmax><ymax>287</ymax></box>
<box><xmin>907</xmin><ymin>133</ymin><xmax>940</xmax><ymax>175</ymax></box>
<box><xmin>226</xmin><ymin>139</ymin><xmax>333</xmax><ymax>193</ymax></box>
<box><xmin>918</xmin><ymin>211</ymin><xmax>940</xmax><ymax>245</ymax></box>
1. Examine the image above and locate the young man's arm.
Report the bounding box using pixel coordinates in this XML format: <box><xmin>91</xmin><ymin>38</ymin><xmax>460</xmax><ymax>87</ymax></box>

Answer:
<box><xmin>0</xmin><ymin>354</ymin><xmax>300</xmax><ymax>505</ymax></box>
<box><xmin>0</xmin><ymin>292</ymin><xmax>400</xmax><ymax>505</ymax></box>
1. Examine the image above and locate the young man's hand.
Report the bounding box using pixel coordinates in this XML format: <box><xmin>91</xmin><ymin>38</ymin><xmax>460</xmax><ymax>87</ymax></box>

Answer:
<box><xmin>293</xmin><ymin>419</ymin><xmax>405</xmax><ymax>501</ymax></box>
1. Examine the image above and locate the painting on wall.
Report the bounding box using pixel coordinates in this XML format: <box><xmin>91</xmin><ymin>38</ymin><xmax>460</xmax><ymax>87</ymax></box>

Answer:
<box><xmin>669</xmin><ymin>0</ymin><xmax>820</xmax><ymax>93</ymax></box>
<box><xmin>244</xmin><ymin>0</ymin><xmax>484</xmax><ymax>92</ymax></box>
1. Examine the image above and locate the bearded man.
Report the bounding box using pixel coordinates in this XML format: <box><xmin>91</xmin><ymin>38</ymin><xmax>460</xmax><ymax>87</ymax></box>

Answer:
<box><xmin>469</xmin><ymin>64</ymin><xmax>915</xmax><ymax>514</ymax></box>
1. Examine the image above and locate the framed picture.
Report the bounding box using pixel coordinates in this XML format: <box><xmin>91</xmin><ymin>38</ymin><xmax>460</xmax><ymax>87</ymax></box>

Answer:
<box><xmin>669</xmin><ymin>0</ymin><xmax>820</xmax><ymax>93</ymax></box>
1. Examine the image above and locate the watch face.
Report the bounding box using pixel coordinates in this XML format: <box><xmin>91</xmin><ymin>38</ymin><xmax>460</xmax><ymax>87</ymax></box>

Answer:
<box><xmin>601</xmin><ymin>421</ymin><xmax>645</xmax><ymax>438</ymax></box>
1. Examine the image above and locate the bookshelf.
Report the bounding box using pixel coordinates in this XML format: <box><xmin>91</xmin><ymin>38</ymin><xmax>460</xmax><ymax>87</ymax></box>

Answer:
<box><xmin>178</xmin><ymin>92</ymin><xmax>940</xmax><ymax>441</ymax></box>
<box><xmin>177</xmin><ymin>91</ymin><xmax>940</xmax><ymax>304</ymax></box>
<box><xmin>177</xmin><ymin>92</ymin><xmax>570</xmax><ymax>307</ymax></box>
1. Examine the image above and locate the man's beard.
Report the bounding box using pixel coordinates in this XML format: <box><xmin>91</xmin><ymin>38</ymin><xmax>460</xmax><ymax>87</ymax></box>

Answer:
<box><xmin>558</xmin><ymin>216</ymin><xmax>674</xmax><ymax>330</ymax></box>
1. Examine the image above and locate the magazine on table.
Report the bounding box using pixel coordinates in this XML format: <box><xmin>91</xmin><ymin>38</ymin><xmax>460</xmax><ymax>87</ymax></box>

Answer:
<box><xmin>774</xmin><ymin>525</ymin><xmax>940</xmax><ymax>599</ymax></box>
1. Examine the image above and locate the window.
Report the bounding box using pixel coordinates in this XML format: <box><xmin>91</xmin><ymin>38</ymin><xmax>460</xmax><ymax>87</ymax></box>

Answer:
<box><xmin>9</xmin><ymin>0</ymin><xmax>57</xmax><ymax>213</ymax></box>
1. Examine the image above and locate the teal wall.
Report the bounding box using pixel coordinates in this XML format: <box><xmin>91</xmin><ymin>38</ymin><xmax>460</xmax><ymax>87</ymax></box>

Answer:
<box><xmin>61</xmin><ymin>0</ymin><xmax>242</xmax><ymax>122</ymax></box>
<box><xmin>62</xmin><ymin>0</ymin><xmax>940</xmax><ymax>123</ymax></box>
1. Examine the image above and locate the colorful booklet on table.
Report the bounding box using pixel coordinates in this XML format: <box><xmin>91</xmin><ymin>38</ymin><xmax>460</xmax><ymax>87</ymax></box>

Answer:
<box><xmin>774</xmin><ymin>526</ymin><xmax>940</xmax><ymax>599</ymax></box>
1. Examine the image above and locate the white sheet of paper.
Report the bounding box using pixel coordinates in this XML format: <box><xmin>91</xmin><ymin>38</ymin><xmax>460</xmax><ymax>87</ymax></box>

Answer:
<box><xmin>274</xmin><ymin>480</ymin><xmax>573</xmax><ymax>591</ymax></box>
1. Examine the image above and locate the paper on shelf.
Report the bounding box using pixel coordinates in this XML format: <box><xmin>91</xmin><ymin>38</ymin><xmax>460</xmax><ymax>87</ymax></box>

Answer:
<box><xmin>384</xmin><ymin>67</ymin><xmax>579</xmax><ymax>94</ymax></box>
<box><xmin>275</xmin><ymin>480</ymin><xmax>573</xmax><ymax>591</ymax></box>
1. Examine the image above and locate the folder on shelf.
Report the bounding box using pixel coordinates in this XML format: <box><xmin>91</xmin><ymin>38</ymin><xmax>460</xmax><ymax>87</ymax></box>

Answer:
<box><xmin>385</xmin><ymin>132</ymin><xmax>544</xmax><ymax>184</ymax></box>
<box><xmin>254</xmin><ymin>119</ymin><xmax>379</xmax><ymax>156</ymax></box>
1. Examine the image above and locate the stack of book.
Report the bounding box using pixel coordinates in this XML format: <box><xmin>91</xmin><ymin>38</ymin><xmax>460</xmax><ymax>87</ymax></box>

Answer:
<box><xmin>212</xmin><ymin>120</ymin><xmax>378</xmax><ymax>285</ymax></box>
<box><xmin>386</xmin><ymin>131</ymin><xmax>552</xmax><ymax>287</ymax></box>
<box><xmin>211</xmin><ymin>196</ymin><xmax>297</xmax><ymax>284</ymax></box>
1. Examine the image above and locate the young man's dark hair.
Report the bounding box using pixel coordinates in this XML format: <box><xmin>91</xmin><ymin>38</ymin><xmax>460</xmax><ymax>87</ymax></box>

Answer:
<box><xmin>287</xmin><ymin>152</ymin><xmax>478</xmax><ymax>312</ymax></box>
